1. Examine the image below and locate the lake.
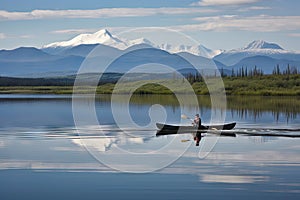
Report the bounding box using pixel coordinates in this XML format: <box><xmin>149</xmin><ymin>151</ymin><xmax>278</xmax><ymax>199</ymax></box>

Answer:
<box><xmin>0</xmin><ymin>94</ymin><xmax>300</xmax><ymax>199</ymax></box>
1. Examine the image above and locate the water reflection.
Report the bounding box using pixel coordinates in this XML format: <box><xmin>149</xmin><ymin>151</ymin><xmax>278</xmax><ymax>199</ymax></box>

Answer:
<box><xmin>1</xmin><ymin>94</ymin><xmax>300</xmax><ymax>199</ymax></box>
<box><xmin>99</xmin><ymin>95</ymin><xmax>300</xmax><ymax>123</ymax></box>
<box><xmin>0</xmin><ymin>94</ymin><xmax>299</xmax><ymax>123</ymax></box>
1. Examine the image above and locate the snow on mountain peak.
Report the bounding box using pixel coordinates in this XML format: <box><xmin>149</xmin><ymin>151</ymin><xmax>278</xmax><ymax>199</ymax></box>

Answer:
<box><xmin>43</xmin><ymin>28</ymin><xmax>222</xmax><ymax>57</ymax></box>
<box><xmin>158</xmin><ymin>43</ymin><xmax>222</xmax><ymax>58</ymax></box>
<box><xmin>43</xmin><ymin>29</ymin><xmax>127</xmax><ymax>49</ymax></box>
<box><xmin>94</xmin><ymin>29</ymin><xmax>112</xmax><ymax>37</ymax></box>
<box><xmin>127</xmin><ymin>38</ymin><xmax>155</xmax><ymax>47</ymax></box>
<box><xmin>243</xmin><ymin>40</ymin><xmax>283</xmax><ymax>50</ymax></box>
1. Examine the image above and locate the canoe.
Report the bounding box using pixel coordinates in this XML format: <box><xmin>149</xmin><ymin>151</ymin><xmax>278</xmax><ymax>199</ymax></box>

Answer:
<box><xmin>156</xmin><ymin>122</ymin><xmax>236</xmax><ymax>136</ymax></box>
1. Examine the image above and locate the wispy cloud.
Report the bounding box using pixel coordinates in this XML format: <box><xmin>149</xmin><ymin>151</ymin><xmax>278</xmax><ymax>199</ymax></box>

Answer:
<box><xmin>288</xmin><ymin>33</ymin><xmax>300</xmax><ymax>37</ymax></box>
<box><xmin>200</xmin><ymin>174</ymin><xmax>267</xmax><ymax>183</ymax></box>
<box><xmin>238</xmin><ymin>6</ymin><xmax>271</xmax><ymax>12</ymax></box>
<box><xmin>0</xmin><ymin>33</ymin><xmax>6</xmax><ymax>39</ymax></box>
<box><xmin>191</xmin><ymin>0</ymin><xmax>261</xmax><ymax>6</ymax></box>
<box><xmin>173</xmin><ymin>15</ymin><xmax>300</xmax><ymax>32</ymax></box>
<box><xmin>51</xmin><ymin>29</ymin><xmax>98</xmax><ymax>34</ymax></box>
<box><xmin>0</xmin><ymin>140</ymin><xmax>5</xmax><ymax>147</ymax></box>
<box><xmin>0</xmin><ymin>8</ymin><xmax>217</xmax><ymax>21</ymax></box>
<box><xmin>50</xmin><ymin>14</ymin><xmax>300</xmax><ymax>37</ymax></box>
<box><xmin>19</xmin><ymin>35</ymin><xmax>33</xmax><ymax>39</ymax></box>
<box><xmin>0</xmin><ymin>33</ymin><xmax>33</xmax><ymax>39</ymax></box>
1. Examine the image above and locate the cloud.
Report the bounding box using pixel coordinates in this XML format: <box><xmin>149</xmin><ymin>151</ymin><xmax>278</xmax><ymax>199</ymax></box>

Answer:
<box><xmin>0</xmin><ymin>8</ymin><xmax>217</xmax><ymax>21</ymax></box>
<box><xmin>288</xmin><ymin>33</ymin><xmax>300</xmax><ymax>37</ymax></box>
<box><xmin>19</xmin><ymin>35</ymin><xmax>33</xmax><ymax>38</ymax></box>
<box><xmin>0</xmin><ymin>140</ymin><xmax>5</xmax><ymax>147</ymax></box>
<box><xmin>0</xmin><ymin>33</ymin><xmax>33</xmax><ymax>39</ymax></box>
<box><xmin>192</xmin><ymin>0</ymin><xmax>261</xmax><ymax>6</ymax></box>
<box><xmin>0</xmin><ymin>159</ymin><xmax>112</xmax><ymax>171</ymax></box>
<box><xmin>0</xmin><ymin>33</ymin><xmax>6</xmax><ymax>39</ymax></box>
<box><xmin>173</xmin><ymin>15</ymin><xmax>300</xmax><ymax>32</ymax></box>
<box><xmin>238</xmin><ymin>6</ymin><xmax>271</xmax><ymax>12</ymax></box>
<box><xmin>51</xmin><ymin>29</ymin><xmax>98</xmax><ymax>34</ymax></box>
<box><xmin>200</xmin><ymin>174</ymin><xmax>267</xmax><ymax>183</ymax></box>
<box><xmin>48</xmin><ymin>14</ymin><xmax>300</xmax><ymax>38</ymax></box>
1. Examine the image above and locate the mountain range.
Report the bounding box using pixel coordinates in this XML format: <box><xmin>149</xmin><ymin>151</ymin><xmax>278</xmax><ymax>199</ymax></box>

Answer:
<box><xmin>43</xmin><ymin>29</ymin><xmax>222</xmax><ymax>58</ymax></box>
<box><xmin>0</xmin><ymin>29</ymin><xmax>300</xmax><ymax>77</ymax></box>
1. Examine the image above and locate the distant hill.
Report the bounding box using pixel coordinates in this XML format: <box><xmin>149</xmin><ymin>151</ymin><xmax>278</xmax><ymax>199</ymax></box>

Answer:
<box><xmin>230</xmin><ymin>55</ymin><xmax>300</xmax><ymax>74</ymax></box>
<box><xmin>0</xmin><ymin>47</ymin><xmax>57</xmax><ymax>61</ymax></box>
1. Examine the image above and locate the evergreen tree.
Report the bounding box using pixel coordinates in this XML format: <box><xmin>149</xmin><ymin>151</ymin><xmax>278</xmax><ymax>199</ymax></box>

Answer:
<box><xmin>231</xmin><ymin>68</ymin><xmax>235</xmax><ymax>77</ymax></box>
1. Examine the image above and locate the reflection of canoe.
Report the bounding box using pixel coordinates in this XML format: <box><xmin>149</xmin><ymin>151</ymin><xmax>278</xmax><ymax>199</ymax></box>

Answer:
<box><xmin>156</xmin><ymin>122</ymin><xmax>236</xmax><ymax>136</ymax></box>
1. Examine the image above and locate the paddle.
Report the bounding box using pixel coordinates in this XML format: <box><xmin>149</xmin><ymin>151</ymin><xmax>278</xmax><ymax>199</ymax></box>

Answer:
<box><xmin>181</xmin><ymin>139</ymin><xmax>190</xmax><ymax>142</ymax></box>
<box><xmin>181</xmin><ymin>114</ymin><xmax>194</xmax><ymax>122</ymax></box>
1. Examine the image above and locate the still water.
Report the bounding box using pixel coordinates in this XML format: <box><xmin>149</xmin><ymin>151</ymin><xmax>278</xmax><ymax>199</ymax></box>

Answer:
<box><xmin>0</xmin><ymin>94</ymin><xmax>299</xmax><ymax>199</ymax></box>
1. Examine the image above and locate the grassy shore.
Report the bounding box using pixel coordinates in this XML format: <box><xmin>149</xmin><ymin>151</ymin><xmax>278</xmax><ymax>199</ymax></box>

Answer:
<box><xmin>223</xmin><ymin>74</ymin><xmax>300</xmax><ymax>96</ymax></box>
<box><xmin>0</xmin><ymin>74</ymin><xmax>299</xmax><ymax>96</ymax></box>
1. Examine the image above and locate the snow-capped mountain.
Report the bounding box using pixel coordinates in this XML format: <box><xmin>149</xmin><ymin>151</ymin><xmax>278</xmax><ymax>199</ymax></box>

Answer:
<box><xmin>243</xmin><ymin>40</ymin><xmax>283</xmax><ymax>50</ymax></box>
<box><xmin>127</xmin><ymin>38</ymin><xmax>155</xmax><ymax>47</ymax></box>
<box><xmin>44</xmin><ymin>29</ymin><xmax>128</xmax><ymax>50</ymax></box>
<box><xmin>158</xmin><ymin>43</ymin><xmax>222</xmax><ymax>58</ymax></box>
<box><xmin>43</xmin><ymin>29</ymin><xmax>220</xmax><ymax>57</ymax></box>
<box><xmin>214</xmin><ymin>40</ymin><xmax>300</xmax><ymax>66</ymax></box>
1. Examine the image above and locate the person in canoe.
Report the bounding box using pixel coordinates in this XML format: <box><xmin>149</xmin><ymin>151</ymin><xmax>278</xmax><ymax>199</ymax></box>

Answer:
<box><xmin>192</xmin><ymin>114</ymin><xmax>201</xmax><ymax>128</ymax></box>
<box><xmin>192</xmin><ymin>114</ymin><xmax>203</xmax><ymax>146</ymax></box>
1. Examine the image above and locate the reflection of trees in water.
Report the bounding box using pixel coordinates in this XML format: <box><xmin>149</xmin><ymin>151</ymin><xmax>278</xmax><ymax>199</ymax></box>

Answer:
<box><xmin>227</xmin><ymin>96</ymin><xmax>300</xmax><ymax>122</ymax></box>
<box><xmin>232</xmin><ymin>108</ymin><xmax>299</xmax><ymax>123</ymax></box>
<box><xmin>231</xmin><ymin>108</ymin><xmax>263</xmax><ymax>121</ymax></box>
<box><xmin>272</xmin><ymin>110</ymin><xmax>298</xmax><ymax>123</ymax></box>
<box><xmin>95</xmin><ymin>95</ymin><xmax>300</xmax><ymax>122</ymax></box>
<box><xmin>248</xmin><ymin>136</ymin><xmax>278</xmax><ymax>144</ymax></box>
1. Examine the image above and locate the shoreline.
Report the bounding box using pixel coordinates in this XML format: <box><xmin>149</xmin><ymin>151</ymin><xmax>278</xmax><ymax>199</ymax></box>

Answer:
<box><xmin>0</xmin><ymin>86</ymin><xmax>299</xmax><ymax>96</ymax></box>
<box><xmin>0</xmin><ymin>74</ymin><xmax>299</xmax><ymax>96</ymax></box>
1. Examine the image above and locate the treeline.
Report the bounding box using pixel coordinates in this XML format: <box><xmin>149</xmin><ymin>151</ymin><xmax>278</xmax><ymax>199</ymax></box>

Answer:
<box><xmin>0</xmin><ymin>73</ymin><xmax>120</xmax><ymax>86</ymax></box>
<box><xmin>185</xmin><ymin>66</ymin><xmax>264</xmax><ymax>83</ymax></box>
<box><xmin>0</xmin><ymin>77</ymin><xmax>75</xmax><ymax>86</ymax></box>
<box><xmin>272</xmin><ymin>64</ymin><xmax>299</xmax><ymax>75</ymax></box>
<box><xmin>186</xmin><ymin>65</ymin><xmax>299</xmax><ymax>83</ymax></box>
<box><xmin>228</xmin><ymin>66</ymin><xmax>264</xmax><ymax>77</ymax></box>
<box><xmin>0</xmin><ymin>65</ymin><xmax>299</xmax><ymax>87</ymax></box>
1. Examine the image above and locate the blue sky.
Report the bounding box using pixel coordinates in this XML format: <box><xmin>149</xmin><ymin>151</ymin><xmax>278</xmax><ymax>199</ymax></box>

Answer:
<box><xmin>0</xmin><ymin>0</ymin><xmax>299</xmax><ymax>50</ymax></box>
